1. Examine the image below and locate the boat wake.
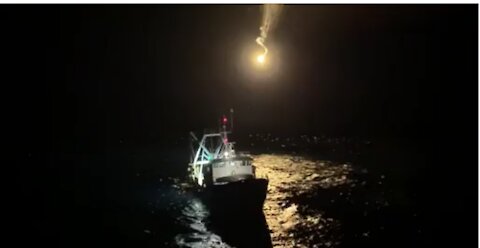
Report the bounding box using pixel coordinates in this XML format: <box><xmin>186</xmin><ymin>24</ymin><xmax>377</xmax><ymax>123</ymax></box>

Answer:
<box><xmin>174</xmin><ymin>197</ymin><xmax>232</xmax><ymax>248</ymax></box>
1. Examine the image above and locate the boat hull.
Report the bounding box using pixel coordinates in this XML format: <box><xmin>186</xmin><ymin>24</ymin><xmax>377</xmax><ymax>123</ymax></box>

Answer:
<box><xmin>202</xmin><ymin>178</ymin><xmax>268</xmax><ymax>214</ymax></box>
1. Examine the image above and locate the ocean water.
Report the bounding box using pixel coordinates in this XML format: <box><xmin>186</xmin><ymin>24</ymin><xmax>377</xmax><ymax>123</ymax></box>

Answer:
<box><xmin>23</xmin><ymin>134</ymin><xmax>437</xmax><ymax>247</ymax></box>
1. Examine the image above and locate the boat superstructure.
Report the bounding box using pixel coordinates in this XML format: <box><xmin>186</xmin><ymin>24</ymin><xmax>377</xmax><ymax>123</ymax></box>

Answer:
<box><xmin>188</xmin><ymin>110</ymin><xmax>258</xmax><ymax>187</ymax></box>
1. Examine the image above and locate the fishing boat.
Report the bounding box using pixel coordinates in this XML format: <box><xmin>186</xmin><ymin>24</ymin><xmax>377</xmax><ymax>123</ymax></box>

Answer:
<box><xmin>188</xmin><ymin>109</ymin><xmax>268</xmax><ymax>213</ymax></box>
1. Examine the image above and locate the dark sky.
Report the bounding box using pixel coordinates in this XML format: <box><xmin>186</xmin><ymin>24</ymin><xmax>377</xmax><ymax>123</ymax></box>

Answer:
<box><xmin>3</xmin><ymin>4</ymin><xmax>477</xmax><ymax>151</ymax></box>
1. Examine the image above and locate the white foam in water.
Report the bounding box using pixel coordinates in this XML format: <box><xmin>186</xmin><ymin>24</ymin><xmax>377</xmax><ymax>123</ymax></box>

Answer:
<box><xmin>175</xmin><ymin>198</ymin><xmax>232</xmax><ymax>248</ymax></box>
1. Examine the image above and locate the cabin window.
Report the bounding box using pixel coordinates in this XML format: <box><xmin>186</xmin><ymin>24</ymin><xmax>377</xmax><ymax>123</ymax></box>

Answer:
<box><xmin>213</xmin><ymin>162</ymin><xmax>225</xmax><ymax>168</ymax></box>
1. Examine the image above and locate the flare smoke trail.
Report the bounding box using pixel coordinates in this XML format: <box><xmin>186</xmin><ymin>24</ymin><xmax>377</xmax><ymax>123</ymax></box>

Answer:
<box><xmin>256</xmin><ymin>4</ymin><xmax>283</xmax><ymax>58</ymax></box>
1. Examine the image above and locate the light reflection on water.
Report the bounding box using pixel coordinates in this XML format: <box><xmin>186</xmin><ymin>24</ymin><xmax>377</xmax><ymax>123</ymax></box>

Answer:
<box><xmin>150</xmin><ymin>176</ymin><xmax>271</xmax><ymax>248</ymax></box>
<box><xmin>174</xmin><ymin>197</ymin><xmax>232</xmax><ymax>248</ymax></box>
<box><xmin>148</xmin><ymin>153</ymin><xmax>372</xmax><ymax>248</ymax></box>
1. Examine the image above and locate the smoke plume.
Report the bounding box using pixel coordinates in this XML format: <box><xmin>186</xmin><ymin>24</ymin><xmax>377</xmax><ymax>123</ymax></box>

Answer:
<box><xmin>256</xmin><ymin>4</ymin><xmax>283</xmax><ymax>57</ymax></box>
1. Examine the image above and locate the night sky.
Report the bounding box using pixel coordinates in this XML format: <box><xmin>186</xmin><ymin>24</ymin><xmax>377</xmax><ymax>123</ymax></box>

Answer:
<box><xmin>4</xmin><ymin>4</ymin><xmax>478</xmax><ymax>247</ymax></box>
<box><xmin>5</xmin><ymin>5</ymin><xmax>476</xmax><ymax>145</ymax></box>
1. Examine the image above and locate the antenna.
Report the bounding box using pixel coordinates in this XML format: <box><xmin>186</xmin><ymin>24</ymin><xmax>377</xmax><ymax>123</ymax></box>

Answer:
<box><xmin>230</xmin><ymin>108</ymin><xmax>234</xmax><ymax>133</ymax></box>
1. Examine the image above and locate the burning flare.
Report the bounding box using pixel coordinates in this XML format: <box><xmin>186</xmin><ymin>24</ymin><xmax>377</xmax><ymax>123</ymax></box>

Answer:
<box><xmin>257</xmin><ymin>54</ymin><xmax>266</xmax><ymax>64</ymax></box>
